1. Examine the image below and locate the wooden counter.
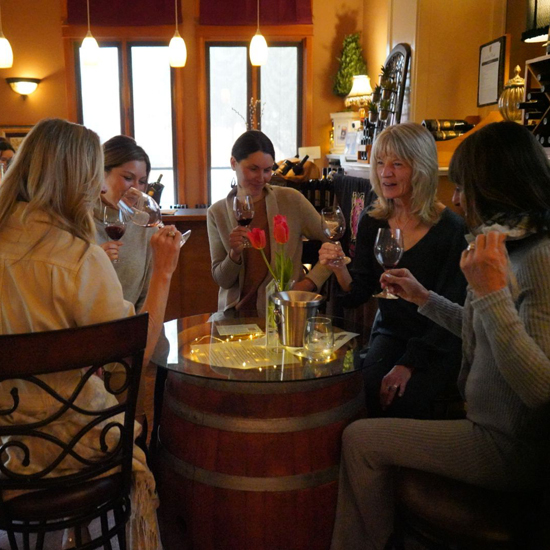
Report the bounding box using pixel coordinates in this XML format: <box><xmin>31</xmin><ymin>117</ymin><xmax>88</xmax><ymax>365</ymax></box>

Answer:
<box><xmin>161</xmin><ymin>209</ymin><xmax>219</xmax><ymax>320</ymax></box>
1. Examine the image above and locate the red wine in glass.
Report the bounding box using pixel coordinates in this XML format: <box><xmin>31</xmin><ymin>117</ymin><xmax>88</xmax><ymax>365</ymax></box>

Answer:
<box><xmin>233</xmin><ymin>195</ymin><xmax>255</xmax><ymax>247</ymax></box>
<box><xmin>373</xmin><ymin>228</ymin><xmax>404</xmax><ymax>299</ymax></box>
<box><xmin>103</xmin><ymin>205</ymin><xmax>127</xmax><ymax>263</ymax></box>
<box><xmin>105</xmin><ymin>224</ymin><xmax>126</xmax><ymax>241</ymax></box>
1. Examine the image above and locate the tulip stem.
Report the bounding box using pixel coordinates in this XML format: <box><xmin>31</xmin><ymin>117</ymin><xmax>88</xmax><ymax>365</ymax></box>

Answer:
<box><xmin>260</xmin><ymin>249</ymin><xmax>281</xmax><ymax>291</ymax></box>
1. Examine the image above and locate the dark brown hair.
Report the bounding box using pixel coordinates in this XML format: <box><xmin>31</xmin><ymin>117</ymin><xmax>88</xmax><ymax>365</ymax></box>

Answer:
<box><xmin>449</xmin><ymin>121</ymin><xmax>550</xmax><ymax>232</ymax></box>
<box><xmin>103</xmin><ymin>135</ymin><xmax>151</xmax><ymax>177</ymax></box>
<box><xmin>231</xmin><ymin>130</ymin><xmax>275</xmax><ymax>162</ymax></box>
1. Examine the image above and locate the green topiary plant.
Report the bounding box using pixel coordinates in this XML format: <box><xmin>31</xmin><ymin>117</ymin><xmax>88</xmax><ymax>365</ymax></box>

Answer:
<box><xmin>333</xmin><ymin>33</ymin><xmax>368</xmax><ymax>97</ymax></box>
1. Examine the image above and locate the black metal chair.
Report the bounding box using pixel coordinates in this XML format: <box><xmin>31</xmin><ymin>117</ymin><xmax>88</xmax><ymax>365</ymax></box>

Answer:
<box><xmin>0</xmin><ymin>313</ymin><xmax>148</xmax><ymax>550</ymax></box>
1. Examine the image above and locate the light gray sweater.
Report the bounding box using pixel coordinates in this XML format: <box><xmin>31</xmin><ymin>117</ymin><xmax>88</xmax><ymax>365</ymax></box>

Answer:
<box><xmin>207</xmin><ymin>185</ymin><xmax>332</xmax><ymax>314</ymax></box>
<box><xmin>94</xmin><ymin>205</ymin><xmax>169</xmax><ymax>366</ymax></box>
<box><xmin>420</xmin><ymin>234</ymin><xmax>550</xmax><ymax>472</ymax></box>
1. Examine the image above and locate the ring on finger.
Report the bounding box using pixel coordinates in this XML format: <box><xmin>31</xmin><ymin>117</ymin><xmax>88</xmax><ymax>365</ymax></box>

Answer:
<box><xmin>467</xmin><ymin>242</ymin><xmax>476</xmax><ymax>252</ymax></box>
<box><xmin>168</xmin><ymin>231</ymin><xmax>176</xmax><ymax>237</ymax></box>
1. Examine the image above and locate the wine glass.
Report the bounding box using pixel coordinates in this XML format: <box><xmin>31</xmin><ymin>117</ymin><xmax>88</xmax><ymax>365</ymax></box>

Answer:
<box><xmin>118</xmin><ymin>187</ymin><xmax>191</xmax><ymax>248</ymax></box>
<box><xmin>321</xmin><ymin>206</ymin><xmax>350</xmax><ymax>266</ymax></box>
<box><xmin>303</xmin><ymin>316</ymin><xmax>335</xmax><ymax>361</ymax></box>
<box><xmin>373</xmin><ymin>228</ymin><xmax>404</xmax><ymax>299</ymax></box>
<box><xmin>103</xmin><ymin>205</ymin><xmax>126</xmax><ymax>263</ymax></box>
<box><xmin>233</xmin><ymin>195</ymin><xmax>255</xmax><ymax>248</ymax></box>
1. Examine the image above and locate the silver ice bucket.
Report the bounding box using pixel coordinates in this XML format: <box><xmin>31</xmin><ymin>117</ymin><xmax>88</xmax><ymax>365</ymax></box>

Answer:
<box><xmin>271</xmin><ymin>291</ymin><xmax>325</xmax><ymax>347</ymax></box>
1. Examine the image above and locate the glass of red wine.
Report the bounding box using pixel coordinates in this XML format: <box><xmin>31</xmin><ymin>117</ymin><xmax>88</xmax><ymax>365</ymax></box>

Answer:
<box><xmin>118</xmin><ymin>187</ymin><xmax>191</xmax><ymax>248</ymax></box>
<box><xmin>373</xmin><ymin>228</ymin><xmax>404</xmax><ymax>299</ymax></box>
<box><xmin>233</xmin><ymin>195</ymin><xmax>254</xmax><ymax>248</ymax></box>
<box><xmin>103</xmin><ymin>205</ymin><xmax>126</xmax><ymax>263</ymax></box>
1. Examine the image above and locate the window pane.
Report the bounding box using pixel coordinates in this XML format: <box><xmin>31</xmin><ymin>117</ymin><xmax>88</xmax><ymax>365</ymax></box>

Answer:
<box><xmin>209</xmin><ymin>46</ymin><xmax>248</xmax><ymax>204</ymax></box>
<box><xmin>261</xmin><ymin>47</ymin><xmax>298</xmax><ymax>161</ymax></box>
<box><xmin>131</xmin><ymin>46</ymin><xmax>175</xmax><ymax>209</ymax></box>
<box><xmin>79</xmin><ymin>46</ymin><xmax>122</xmax><ymax>144</ymax></box>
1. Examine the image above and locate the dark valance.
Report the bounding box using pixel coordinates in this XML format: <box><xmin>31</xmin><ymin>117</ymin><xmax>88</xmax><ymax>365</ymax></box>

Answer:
<box><xmin>199</xmin><ymin>0</ymin><xmax>312</xmax><ymax>26</ymax></box>
<box><xmin>66</xmin><ymin>0</ymin><xmax>180</xmax><ymax>27</ymax></box>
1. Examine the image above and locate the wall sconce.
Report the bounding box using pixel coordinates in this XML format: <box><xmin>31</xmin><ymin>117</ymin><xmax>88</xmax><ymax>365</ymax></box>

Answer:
<box><xmin>522</xmin><ymin>0</ymin><xmax>550</xmax><ymax>43</ymax></box>
<box><xmin>6</xmin><ymin>77</ymin><xmax>41</xmax><ymax>96</ymax></box>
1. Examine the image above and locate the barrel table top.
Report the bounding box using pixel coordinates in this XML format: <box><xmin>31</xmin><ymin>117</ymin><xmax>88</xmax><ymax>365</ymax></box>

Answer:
<box><xmin>162</xmin><ymin>312</ymin><xmax>370</xmax><ymax>383</ymax></box>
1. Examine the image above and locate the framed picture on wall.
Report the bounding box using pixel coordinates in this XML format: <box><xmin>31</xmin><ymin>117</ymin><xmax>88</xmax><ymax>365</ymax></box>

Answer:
<box><xmin>477</xmin><ymin>36</ymin><xmax>507</xmax><ymax>107</ymax></box>
<box><xmin>0</xmin><ymin>125</ymin><xmax>34</xmax><ymax>150</ymax></box>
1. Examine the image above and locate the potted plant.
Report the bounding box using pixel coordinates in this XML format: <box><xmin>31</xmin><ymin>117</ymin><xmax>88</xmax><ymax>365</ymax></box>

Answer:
<box><xmin>367</xmin><ymin>101</ymin><xmax>379</xmax><ymax>124</ymax></box>
<box><xmin>381</xmin><ymin>81</ymin><xmax>397</xmax><ymax>101</ymax></box>
<box><xmin>333</xmin><ymin>33</ymin><xmax>368</xmax><ymax>98</ymax></box>
<box><xmin>379</xmin><ymin>65</ymin><xmax>394</xmax><ymax>89</ymax></box>
<box><xmin>372</xmin><ymin>84</ymin><xmax>382</xmax><ymax>104</ymax></box>
<box><xmin>379</xmin><ymin>99</ymin><xmax>392</xmax><ymax>121</ymax></box>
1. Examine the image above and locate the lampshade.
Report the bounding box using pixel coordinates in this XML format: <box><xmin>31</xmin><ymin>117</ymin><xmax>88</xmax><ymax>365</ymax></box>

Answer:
<box><xmin>0</xmin><ymin>33</ymin><xmax>12</xmax><ymax>68</ymax></box>
<box><xmin>169</xmin><ymin>30</ymin><xmax>187</xmax><ymax>67</ymax></box>
<box><xmin>169</xmin><ymin>0</ymin><xmax>187</xmax><ymax>68</ymax></box>
<box><xmin>250</xmin><ymin>32</ymin><xmax>268</xmax><ymax>66</ymax></box>
<box><xmin>6</xmin><ymin>77</ymin><xmax>40</xmax><ymax>96</ymax></box>
<box><xmin>81</xmin><ymin>31</ymin><xmax>100</xmax><ymax>66</ymax></box>
<box><xmin>522</xmin><ymin>0</ymin><xmax>550</xmax><ymax>42</ymax></box>
<box><xmin>344</xmin><ymin>75</ymin><xmax>373</xmax><ymax>109</ymax></box>
<box><xmin>249</xmin><ymin>0</ymin><xmax>267</xmax><ymax>66</ymax></box>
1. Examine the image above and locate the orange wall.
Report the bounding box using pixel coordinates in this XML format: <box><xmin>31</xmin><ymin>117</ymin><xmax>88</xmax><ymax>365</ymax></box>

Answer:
<box><xmin>0</xmin><ymin>0</ymin><xmax>67</xmax><ymax>126</ymax></box>
<box><xmin>0</xmin><ymin>0</ymin><xmax>542</xmax><ymax>203</ymax></box>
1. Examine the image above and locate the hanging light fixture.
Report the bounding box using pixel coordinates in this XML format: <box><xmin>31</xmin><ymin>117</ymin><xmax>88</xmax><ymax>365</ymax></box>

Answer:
<box><xmin>169</xmin><ymin>0</ymin><xmax>187</xmax><ymax>68</ymax></box>
<box><xmin>0</xmin><ymin>1</ymin><xmax>13</xmax><ymax>69</ymax></box>
<box><xmin>81</xmin><ymin>0</ymin><xmax>100</xmax><ymax>66</ymax></box>
<box><xmin>249</xmin><ymin>0</ymin><xmax>268</xmax><ymax>66</ymax></box>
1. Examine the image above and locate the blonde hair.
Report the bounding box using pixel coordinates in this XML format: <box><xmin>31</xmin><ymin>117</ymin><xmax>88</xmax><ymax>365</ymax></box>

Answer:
<box><xmin>0</xmin><ymin>118</ymin><xmax>103</xmax><ymax>244</ymax></box>
<box><xmin>369</xmin><ymin>122</ymin><xmax>440</xmax><ymax>224</ymax></box>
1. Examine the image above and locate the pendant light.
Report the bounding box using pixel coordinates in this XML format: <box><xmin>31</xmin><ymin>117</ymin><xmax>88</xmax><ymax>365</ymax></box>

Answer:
<box><xmin>81</xmin><ymin>0</ymin><xmax>99</xmax><ymax>66</ymax></box>
<box><xmin>249</xmin><ymin>0</ymin><xmax>268</xmax><ymax>66</ymax></box>
<box><xmin>169</xmin><ymin>0</ymin><xmax>187</xmax><ymax>68</ymax></box>
<box><xmin>0</xmin><ymin>1</ymin><xmax>13</xmax><ymax>69</ymax></box>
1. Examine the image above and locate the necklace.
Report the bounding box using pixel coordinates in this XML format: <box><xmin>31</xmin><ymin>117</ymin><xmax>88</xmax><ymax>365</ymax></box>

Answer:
<box><xmin>393</xmin><ymin>212</ymin><xmax>417</xmax><ymax>234</ymax></box>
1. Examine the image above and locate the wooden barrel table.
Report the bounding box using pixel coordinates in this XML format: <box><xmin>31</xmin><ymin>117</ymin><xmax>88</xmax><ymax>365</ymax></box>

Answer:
<box><xmin>156</xmin><ymin>314</ymin><xmax>368</xmax><ymax>550</ymax></box>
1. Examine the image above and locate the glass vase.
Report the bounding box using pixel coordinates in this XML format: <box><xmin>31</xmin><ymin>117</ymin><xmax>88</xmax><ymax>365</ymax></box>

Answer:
<box><xmin>265</xmin><ymin>279</ymin><xmax>279</xmax><ymax>350</ymax></box>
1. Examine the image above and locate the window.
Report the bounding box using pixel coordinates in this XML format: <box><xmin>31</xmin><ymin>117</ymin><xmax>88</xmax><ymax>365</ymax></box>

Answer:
<box><xmin>77</xmin><ymin>43</ymin><xmax>177</xmax><ymax>208</ymax></box>
<box><xmin>207</xmin><ymin>42</ymin><xmax>303</xmax><ymax>204</ymax></box>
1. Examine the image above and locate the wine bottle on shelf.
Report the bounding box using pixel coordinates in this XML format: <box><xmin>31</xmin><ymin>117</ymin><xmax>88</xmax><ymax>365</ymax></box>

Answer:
<box><xmin>536</xmin><ymin>72</ymin><xmax>550</xmax><ymax>83</ymax></box>
<box><xmin>291</xmin><ymin>155</ymin><xmax>310</xmax><ymax>176</ymax></box>
<box><xmin>517</xmin><ymin>100</ymin><xmax>547</xmax><ymax>111</ymax></box>
<box><xmin>272</xmin><ymin>162</ymin><xmax>280</xmax><ymax>172</ymax></box>
<box><xmin>525</xmin><ymin>112</ymin><xmax>545</xmax><ymax>121</ymax></box>
<box><xmin>527</xmin><ymin>91</ymin><xmax>547</xmax><ymax>101</ymax></box>
<box><xmin>279</xmin><ymin>159</ymin><xmax>296</xmax><ymax>176</ymax></box>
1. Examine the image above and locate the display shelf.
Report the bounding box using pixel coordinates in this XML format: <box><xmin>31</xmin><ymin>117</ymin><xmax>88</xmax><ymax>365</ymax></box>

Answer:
<box><xmin>522</xmin><ymin>54</ymin><xmax>550</xmax><ymax>146</ymax></box>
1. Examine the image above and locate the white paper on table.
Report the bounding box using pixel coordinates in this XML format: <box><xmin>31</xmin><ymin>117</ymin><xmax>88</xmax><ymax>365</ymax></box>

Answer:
<box><xmin>186</xmin><ymin>338</ymin><xmax>300</xmax><ymax>369</ymax></box>
<box><xmin>216</xmin><ymin>324</ymin><xmax>263</xmax><ymax>337</ymax></box>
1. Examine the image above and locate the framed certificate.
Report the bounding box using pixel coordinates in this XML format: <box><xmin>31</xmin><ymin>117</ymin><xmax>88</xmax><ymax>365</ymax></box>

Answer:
<box><xmin>477</xmin><ymin>36</ymin><xmax>507</xmax><ymax>107</ymax></box>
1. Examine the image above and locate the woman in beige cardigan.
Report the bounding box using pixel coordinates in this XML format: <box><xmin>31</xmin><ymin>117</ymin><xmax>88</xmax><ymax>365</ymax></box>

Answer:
<box><xmin>207</xmin><ymin>130</ymin><xmax>331</xmax><ymax>316</ymax></box>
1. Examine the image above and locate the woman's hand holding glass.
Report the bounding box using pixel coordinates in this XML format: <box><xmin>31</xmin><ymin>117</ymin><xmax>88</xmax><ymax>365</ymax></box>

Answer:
<box><xmin>149</xmin><ymin>225</ymin><xmax>182</xmax><ymax>276</ymax></box>
<box><xmin>321</xmin><ymin>206</ymin><xmax>350</xmax><ymax>266</ymax></box>
<box><xmin>380</xmin><ymin>267</ymin><xmax>430</xmax><ymax>306</ymax></box>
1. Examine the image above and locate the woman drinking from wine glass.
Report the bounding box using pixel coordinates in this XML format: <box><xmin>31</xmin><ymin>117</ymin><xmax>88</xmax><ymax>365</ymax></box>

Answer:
<box><xmin>331</xmin><ymin>120</ymin><xmax>550</xmax><ymax>550</ymax></box>
<box><xmin>94</xmin><ymin>134</ymin><xmax>172</xmax><ymax>448</ymax></box>
<box><xmin>319</xmin><ymin>122</ymin><xmax>467</xmax><ymax>419</ymax></box>
<box><xmin>207</xmin><ymin>129</ymin><xmax>331</xmax><ymax>317</ymax></box>
<box><xmin>0</xmin><ymin>118</ymin><xmax>181</xmax><ymax>549</ymax></box>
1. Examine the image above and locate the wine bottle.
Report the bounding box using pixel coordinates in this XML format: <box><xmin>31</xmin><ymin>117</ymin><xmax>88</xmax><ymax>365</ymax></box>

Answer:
<box><xmin>272</xmin><ymin>162</ymin><xmax>279</xmax><ymax>172</ymax></box>
<box><xmin>525</xmin><ymin>112</ymin><xmax>544</xmax><ymax>121</ymax></box>
<box><xmin>291</xmin><ymin>155</ymin><xmax>310</xmax><ymax>176</ymax></box>
<box><xmin>527</xmin><ymin>91</ymin><xmax>546</xmax><ymax>101</ymax></box>
<box><xmin>279</xmin><ymin>159</ymin><xmax>295</xmax><ymax>176</ymax></box>
<box><xmin>536</xmin><ymin>72</ymin><xmax>550</xmax><ymax>83</ymax></box>
<box><xmin>517</xmin><ymin>100</ymin><xmax>547</xmax><ymax>111</ymax></box>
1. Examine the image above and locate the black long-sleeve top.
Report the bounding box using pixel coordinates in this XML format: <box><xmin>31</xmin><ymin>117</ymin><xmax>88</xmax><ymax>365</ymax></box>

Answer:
<box><xmin>342</xmin><ymin>208</ymin><xmax>468</xmax><ymax>371</ymax></box>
